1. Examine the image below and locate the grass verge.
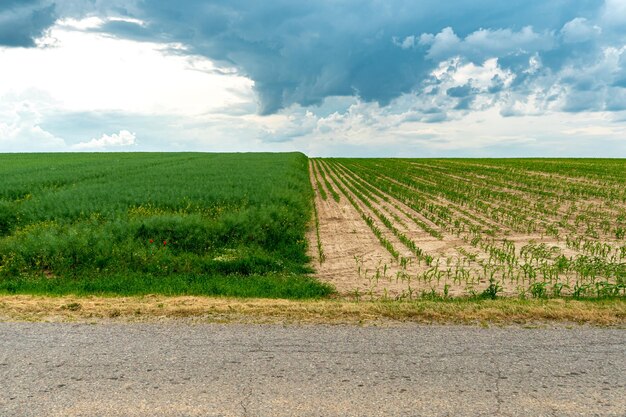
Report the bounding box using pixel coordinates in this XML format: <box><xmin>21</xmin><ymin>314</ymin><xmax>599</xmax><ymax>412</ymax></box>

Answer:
<box><xmin>1</xmin><ymin>295</ymin><xmax>624</xmax><ymax>326</ymax></box>
<box><xmin>0</xmin><ymin>273</ymin><xmax>334</xmax><ymax>299</ymax></box>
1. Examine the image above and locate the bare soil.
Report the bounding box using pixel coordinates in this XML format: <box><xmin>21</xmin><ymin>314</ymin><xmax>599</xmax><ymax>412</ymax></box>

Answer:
<box><xmin>306</xmin><ymin>160</ymin><xmax>625</xmax><ymax>300</ymax></box>
<box><xmin>308</xmin><ymin>160</ymin><xmax>400</xmax><ymax>297</ymax></box>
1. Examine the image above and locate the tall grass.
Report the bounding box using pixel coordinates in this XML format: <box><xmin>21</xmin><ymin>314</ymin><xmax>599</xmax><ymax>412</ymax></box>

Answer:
<box><xmin>0</xmin><ymin>152</ymin><xmax>332</xmax><ymax>298</ymax></box>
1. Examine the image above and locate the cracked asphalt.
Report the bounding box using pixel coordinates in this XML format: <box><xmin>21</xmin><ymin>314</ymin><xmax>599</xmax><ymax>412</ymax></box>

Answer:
<box><xmin>0</xmin><ymin>323</ymin><xmax>624</xmax><ymax>416</ymax></box>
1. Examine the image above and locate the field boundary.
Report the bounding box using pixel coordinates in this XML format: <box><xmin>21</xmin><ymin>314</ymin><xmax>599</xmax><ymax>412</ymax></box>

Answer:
<box><xmin>1</xmin><ymin>295</ymin><xmax>624</xmax><ymax>326</ymax></box>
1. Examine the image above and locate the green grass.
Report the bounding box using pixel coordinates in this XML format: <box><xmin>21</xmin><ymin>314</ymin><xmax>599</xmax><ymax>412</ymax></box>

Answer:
<box><xmin>0</xmin><ymin>152</ymin><xmax>332</xmax><ymax>299</ymax></box>
<box><xmin>0</xmin><ymin>273</ymin><xmax>333</xmax><ymax>299</ymax></box>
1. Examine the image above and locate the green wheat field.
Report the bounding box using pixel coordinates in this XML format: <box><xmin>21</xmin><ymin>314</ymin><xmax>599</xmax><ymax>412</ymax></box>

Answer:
<box><xmin>0</xmin><ymin>153</ymin><xmax>332</xmax><ymax>298</ymax></box>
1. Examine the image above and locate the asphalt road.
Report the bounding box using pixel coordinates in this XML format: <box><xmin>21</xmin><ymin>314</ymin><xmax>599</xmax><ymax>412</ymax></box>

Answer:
<box><xmin>0</xmin><ymin>323</ymin><xmax>624</xmax><ymax>416</ymax></box>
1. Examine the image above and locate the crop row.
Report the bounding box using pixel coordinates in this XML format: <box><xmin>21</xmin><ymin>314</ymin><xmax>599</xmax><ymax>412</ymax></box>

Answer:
<box><xmin>313</xmin><ymin>158</ymin><xmax>626</xmax><ymax>299</ymax></box>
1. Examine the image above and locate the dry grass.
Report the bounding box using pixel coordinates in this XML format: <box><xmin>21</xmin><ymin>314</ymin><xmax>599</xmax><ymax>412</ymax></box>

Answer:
<box><xmin>0</xmin><ymin>295</ymin><xmax>624</xmax><ymax>326</ymax></box>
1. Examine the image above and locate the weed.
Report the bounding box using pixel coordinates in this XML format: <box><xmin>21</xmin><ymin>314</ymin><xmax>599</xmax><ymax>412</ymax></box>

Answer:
<box><xmin>481</xmin><ymin>277</ymin><xmax>502</xmax><ymax>299</ymax></box>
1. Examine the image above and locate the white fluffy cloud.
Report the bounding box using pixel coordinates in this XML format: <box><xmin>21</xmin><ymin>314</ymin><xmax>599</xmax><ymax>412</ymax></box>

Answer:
<box><xmin>418</xmin><ymin>26</ymin><xmax>554</xmax><ymax>61</ymax></box>
<box><xmin>71</xmin><ymin>130</ymin><xmax>136</xmax><ymax>150</ymax></box>
<box><xmin>561</xmin><ymin>18</ymin><xmax>602</xmax><ymax>43</ymax></box>
<box><xmin>0</xmin><ymin>102</ymin><xmax>66</xmax><ymax>152</ymax></box>
<box><xmin>0</xmin><ymin>19</ymin><xmax>254</xmax><ymax>116</ymax></box>
<box><xmin>602</xmin><ymin>0</ymin><xmax>626</xmax><ymax>28</ymax></box>
<box><xmin>290</xmin><ymin>101</ymin><xmax>626</xmax><ymax>157</ymax></box>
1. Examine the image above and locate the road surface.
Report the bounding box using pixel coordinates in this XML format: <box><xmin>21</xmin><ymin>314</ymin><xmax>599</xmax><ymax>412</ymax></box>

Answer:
<box><xmin>1</xmin><ymin>323</ymin><xmax>624</xmax><ymax>416</ymax></box>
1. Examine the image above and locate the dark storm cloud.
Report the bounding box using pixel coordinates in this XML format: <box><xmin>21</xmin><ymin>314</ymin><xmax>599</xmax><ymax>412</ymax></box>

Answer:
<box><xmin>95</xmin><ymin>19</ymin><xmax>154</xmax><ymax>41</ymax></box>
<box><xmin>0</xmin><ymin>1</ymin><xmax>56</xmax><ymax>47</ymax></box>
<box><xmin>446</xmin><ymin>84</ymin><xmax>474</xmax><ymax>98</ymax></box>
<box><xmin>4</xmin><ymin>0</ymin><xmax>626</xmax><ymax>116</ymax></box>
<box><xmin>91</xmin><ymin>0</ymin><xmax>603</xmax><ymax>114</ymax></box>
<box><xmin>0</xmin><ymin>0</ymin><xmax>138</xmax><ymax>47</ymax></box>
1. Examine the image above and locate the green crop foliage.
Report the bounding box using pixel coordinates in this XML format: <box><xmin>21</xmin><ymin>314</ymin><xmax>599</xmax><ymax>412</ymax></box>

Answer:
<box><xmin>0</xmin><ymin>152</ymin><xmax>333</xmax><ymax>298</ymax></box>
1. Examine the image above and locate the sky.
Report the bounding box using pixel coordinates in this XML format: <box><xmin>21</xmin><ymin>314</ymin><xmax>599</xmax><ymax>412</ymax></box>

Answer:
<box><xmin>1</xmin><ymin>0</ymin><xmax>626</xmax><ymax>156</ymax></box>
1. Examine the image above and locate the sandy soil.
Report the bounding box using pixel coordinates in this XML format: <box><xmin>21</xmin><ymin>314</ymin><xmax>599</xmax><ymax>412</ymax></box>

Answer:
<box><xmin>306</xmin><ymin>160</ymin><xmax>625</xmax><ymax>300</ymax></box>
<box><xmin>308</xmin><ymin>160</ymin><xmax>402</xmax><ymax>298</ymax></box>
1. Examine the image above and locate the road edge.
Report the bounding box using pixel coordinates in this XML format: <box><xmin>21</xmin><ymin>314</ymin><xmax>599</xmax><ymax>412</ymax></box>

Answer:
<box><xmin>1</xmin><ymin>295</ymin><xmax>624</xmax><ymax>327</ymax></box>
